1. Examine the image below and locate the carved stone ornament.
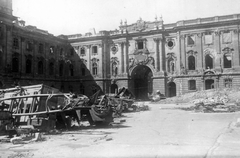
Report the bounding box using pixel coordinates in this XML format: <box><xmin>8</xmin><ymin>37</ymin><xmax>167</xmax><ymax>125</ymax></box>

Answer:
<box><xmin>135</xmin><ymin>18</ymin><xmax>146</xmax><ymax>32</ymax></box>
<box><xmin>111</xmin><ymin>45</ymin><xmax>118</xmax><ymax>54</ymax></box>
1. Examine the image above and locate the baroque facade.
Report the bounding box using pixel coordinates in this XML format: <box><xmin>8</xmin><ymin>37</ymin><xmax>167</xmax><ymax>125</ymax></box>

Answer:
<box><xmin>69</xmin><ymin>15</ymin><xmax>240</xmax><ymax>100</ymax></box>
<box><xmin>2</xmin><ymin>0</ymin><xmax>240</xmax><ymax>99</ymax></box>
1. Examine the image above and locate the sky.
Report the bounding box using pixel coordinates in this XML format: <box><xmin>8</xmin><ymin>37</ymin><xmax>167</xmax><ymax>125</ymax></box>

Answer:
<box><xmin>12</xmin><ymin>0</ymin><xmax>240</xmax><ymax>36</ymax></box>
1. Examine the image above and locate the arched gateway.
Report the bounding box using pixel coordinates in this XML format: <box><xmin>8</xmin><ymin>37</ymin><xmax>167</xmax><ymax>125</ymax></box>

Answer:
<box><xmin>130</xmin><ymin>65</ymin><xmax>153</xmax><ymax>100</ymax></box>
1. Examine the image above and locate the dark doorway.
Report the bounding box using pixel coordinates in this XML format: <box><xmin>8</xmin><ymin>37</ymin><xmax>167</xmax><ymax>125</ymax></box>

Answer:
<box><xmin>205</xmin><ymin>79</ymin><xmax>214</xmax><ymax>90</ymax></box>
<box><xmin>168</xmin><ymin>82</ymin><xmax>176</xmax><ymax>97</ymax></box>
<box><xmin>131</xmin><ymin>65</ymin><xmax>152</xmax><ymax>100</ymax></box>
<box><xmin>110</xmin><ymin>84</ymin><xmax>118</xmax><ymax>94</ymax></box>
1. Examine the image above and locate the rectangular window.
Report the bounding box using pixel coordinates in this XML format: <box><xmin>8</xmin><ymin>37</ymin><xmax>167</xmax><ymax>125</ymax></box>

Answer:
<box><xmin>92</xmin><ymin>46</ymin><xmax>98</xmax><ymax>54</ymax></box>
<box><xmin>224</xmin><ymin>78</ymin><xmax>232</xmax><ymax>88</ymax></box>
<box><xmin>137</xmin><ymin>41</ymin><xmax>144</xmax><ymax>49</ymax></box>
<box><xmin>204</xmin><ymin>32</ymin><xmax>213</xmax><ymax>45</ymax></box>
<box><xmin>39</xmin><ymin>43</ymin><xmax>44</xmax><ymax>53</ymax></box>
<box><xmin>223</xmin><ymin>31</ymin><xmax>232</xmax><ymax>43</ymax></box>
<box><xmin>189</xmin><ymin>80</ymin><xmax>196</xmax><ymax>90</ymax></box>
<box><xmin>13</xmin><ymin>38</ymin><xmax>19</xmax><ymax>49</ymax></box>
<box><xmin>26</xmin><ymin>42</ymin><xmax>33</xmax><ymax>51</ymax></box>
<box><xmin>187</xmin><ymin>35</ymin><xmax>195</xmax><ymax>45</ymax></box>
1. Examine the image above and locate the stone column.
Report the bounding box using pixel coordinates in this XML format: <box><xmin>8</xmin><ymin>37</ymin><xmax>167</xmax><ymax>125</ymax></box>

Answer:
<box><xmin>214</xmin><ymin>31</ymin><xmax>221</xmax><ymax>71</ymax></box>
<box><xmin>196</xmin><ymin>33</ymin><xmax>203</xmax><ymax>70</ymax></box>
<box><xmin>153</xmin><ymin>38</ymin><xmax>160</xmax><ymax>71</ymax></box>
<box><xmin>120</xmin><ymin>42</ymin><xmax>124</xmax><ymax>73</ymax></box>
<box><xmin>86</xmin><ymin>45</ymin><xmax>91</xmax><ymax>71</ymax></box>
<box><xmin>180</xmin><ymin>35</ymin><xmax>186</xmax><ymax>69</ymax></box>
<box><xmin>233</xmin><ymin>29</ymin><xmax>240</xmax><ymax>69</ymax></box>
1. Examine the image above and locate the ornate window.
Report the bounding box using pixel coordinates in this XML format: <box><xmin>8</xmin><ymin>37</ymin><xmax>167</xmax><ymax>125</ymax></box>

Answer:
<box><xmin>224</xmin><ymin>78</ymin><xmax>232</xmax><ymax>88</ymax></box>
<box><xmin>166</xmin><ymin>53</ymin><xmax>176</xmax><ymax>74</ymax></box>
<box><xmin>92</xmin><ymin>63</ymin><xmax>98</xmax><ymax>75</ymax></box>
<box><xmin>205</xmin><ymin>54</ymin><xmax>213</xmax><ymax>69</ymax></box>
<box><xmin>112</xmin><ymin>62</ymin><xmax>118</xmax><ymax>77</ymax></box>
<box><xmin>188</xmin><ymin>80</ymin><xmax>196</xmax><ymax>90</ymax></box>
<box><xmin>222</xmin><ymin>47</ymin><xmax>233</xmax><ymax>69</ymax></box>
<box><xmin>12</xmin><ymin>53</ymin><xmax>19</xmax><ymax>72</ymax></box>
<box><xmin>188</xmin><ymin>56</ymin><xmax>195</xmax><ymax>70</ymax></box>
<box><xmin>111</xmin><ymin>57</ymin><xmax>119</xmax><ymax>77</ymax></box>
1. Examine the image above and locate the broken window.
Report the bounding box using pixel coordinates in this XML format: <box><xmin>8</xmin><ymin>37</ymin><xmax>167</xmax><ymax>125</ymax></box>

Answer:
<box><xmin>92</xmin><ymin>46</ymin><xmax>98</xmax><ymax>55</ymax></box>
<box><xmin>204</xmin><ymin>32</ymin><xmax>213</xmax><ymax>45</ymax></box>
<box><xmin>224</xmin><ymin>78</ymin><xmax>232</xmax><ymax>88</ymax></box>
<box><xmin>92</xmin><ymin>63</ymin><xmax>98</xmax><ymax>75</ymax></box>
<box><xmin>223</xmin><ymin>53</ymin><xmax>232</xmax><ymax>68</ymax></box>
<box><xmin>187</xmin><ymin>35</ymin><xmax>195</xmax><ymax>45</ymax></box>
<box><xmin>205</xmin><ymin>54</ymin><xmax>213</xmax><ymax>69</ymax></box>
<box><xmin>26</xmin><ymin>59</ymin><xmax>32</xmax><ymax>74</ymax></box>
<box><xmin>189</xmin><ymin>80</ymin><xmax>196</xmax><ymax>90</ymax></box>
<box><xmin>38</xmin><ymin>61</ymin><xmax>43</xmax><ymax>74</ymax></box>
<box><xmin>222</xmin><ymin>31</ymin><xmax>232</xmax><ymax>43</ymax></box>
<box><xmin>188</xmin><ymin>56</ymin><xmax>195</xmax><ymax>70</ymax></box>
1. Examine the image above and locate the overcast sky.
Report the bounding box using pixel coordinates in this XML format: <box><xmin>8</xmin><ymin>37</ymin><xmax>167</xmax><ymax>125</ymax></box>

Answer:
<box><xmin>12</xmin><ymin>0</ymin><xmax>240</xmax><ymax>36</ymax></box>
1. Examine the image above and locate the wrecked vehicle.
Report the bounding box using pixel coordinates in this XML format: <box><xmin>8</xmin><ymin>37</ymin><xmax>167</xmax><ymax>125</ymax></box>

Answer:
<box><xmin>0</xmin><ymin>84</ymin><xmax>113</xmax><ymax>135</ymax></box>
<box><xmin>107</xmin><ymin>87</ymin><xmax>135</xmax><ymax>116</ymax></box>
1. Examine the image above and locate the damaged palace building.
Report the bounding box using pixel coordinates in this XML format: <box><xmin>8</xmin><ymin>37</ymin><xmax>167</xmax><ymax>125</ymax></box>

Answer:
<box><xmin>1</xmin><ymin>0</ymin><xmax>240</xmax><ymax>100</ymax></box>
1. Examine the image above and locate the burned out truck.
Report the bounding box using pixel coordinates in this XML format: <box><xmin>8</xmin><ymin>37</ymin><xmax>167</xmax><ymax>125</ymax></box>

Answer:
<box><xmin>0</xmin><ymin>84</ymin><xmax>113</xmax><ymax>135</ymax></box>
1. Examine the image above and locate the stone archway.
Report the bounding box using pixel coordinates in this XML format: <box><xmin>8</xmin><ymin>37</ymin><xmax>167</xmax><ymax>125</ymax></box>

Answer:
<box><xmin>131</xmin><ymin>65</ymin><xmax>153</xmax><ymax>100</ymax></box>
<box><xmin>168</xmin><ymin>82</ymin><xmax>176</xmax><ymax>97</ymax></box>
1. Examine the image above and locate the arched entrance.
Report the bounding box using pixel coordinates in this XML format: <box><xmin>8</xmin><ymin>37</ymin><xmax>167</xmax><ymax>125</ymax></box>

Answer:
<box><xmin>131</xmin><ymin>65</ymin><xmax>152</xmax><ymax>100</ymax></box>
<box><xmin>168</xmin><ymin>82</ymin><xmax>176</xmax><ymax>97</ymax></box>
<box><xmin>205</xmin><ymin>79</ymin><xmax>214</xmax><ymax>90</ymax></box>
<box><xmin>110</xmin><ymin>84</ymin><xmax>118</xmax><ymax>94</ymax></box>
